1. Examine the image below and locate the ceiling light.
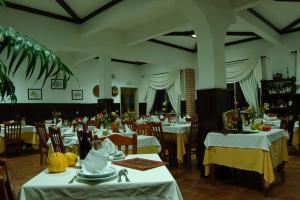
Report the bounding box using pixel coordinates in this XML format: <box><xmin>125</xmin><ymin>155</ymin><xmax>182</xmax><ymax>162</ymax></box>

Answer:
<box><xmin>191</xmin><ymin>34</ymin><xmax>196</xmax><ymax>38</ymax></box>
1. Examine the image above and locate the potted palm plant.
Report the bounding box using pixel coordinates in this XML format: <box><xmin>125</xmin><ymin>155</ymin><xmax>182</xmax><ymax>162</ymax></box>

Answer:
<box><xmin>0</xmin><ymin>25</ymin><xmax>73</xmax><ymax>102</ymax></box>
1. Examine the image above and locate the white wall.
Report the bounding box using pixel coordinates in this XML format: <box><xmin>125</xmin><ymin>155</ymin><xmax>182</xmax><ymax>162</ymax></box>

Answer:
<box><xmin>225</xmin><ymin>31</ymin><xmax>300</xmax><ymax>81</ymax></box>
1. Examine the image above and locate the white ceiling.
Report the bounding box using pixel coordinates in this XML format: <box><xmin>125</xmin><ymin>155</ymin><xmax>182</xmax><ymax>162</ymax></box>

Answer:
<box><xmin>3</xmin><ymin>0</ymin><xmax>300</xmax><ymax>63</ymax></box>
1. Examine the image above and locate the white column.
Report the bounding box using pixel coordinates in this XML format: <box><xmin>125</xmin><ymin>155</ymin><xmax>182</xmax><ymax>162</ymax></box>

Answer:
<box><xmin>97</xmin><ymin>55</ymin><xmax>112</xmax><ymax>99</ymax></box>
<box><xmin>175</xmin><ymin>0</ymin><xmax>236</xmax><ymax>90</ymax></box>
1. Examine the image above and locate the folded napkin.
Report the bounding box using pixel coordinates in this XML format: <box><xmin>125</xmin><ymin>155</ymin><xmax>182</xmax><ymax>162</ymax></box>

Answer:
<box><xmin>82</xmin><ymin>149</ymin><xmax>108</xmax><ymax>174</ymax></box>
<box><xmin>163</xmin><ymin>117</ymin><xmax>169</xmax><ymax>123</ymax></box>
<box><xmin>82</xmin><ymin>116</ymin><xmax>89</xmax><ymax>124</ymax></box>
<box><xmin>101</xmin><ymin>138</ymin><xmax>117</xmax><ymax>155</ymax></box>
<box><xmin>160</xmin><ymin>114</ymin><xmax>164</xmax><ymax>120</ymax></box>
<box><xmin>56</xmin><ymin>120</ymin><xmax>63</xmax><ymax>127</ymax></box>
<box><xmin>63</xmin><ymin>127</ymin><xmax>75</xmax><ymax>135</ymax></box>
<box><xmin>95</xmin><ymin>127</ymin><xmax>103</xmax><ymax>136</ymax></box>
<box><xmin>136</xmin><ymin>119</ymin><xmax>144</xmax><ymax>124</ymax></box>
<box><xmin>178</xmin><ymin>117</ymin><xmax>186</xmax><ymax>124</ymax></box>
<box><xmin>123</xmin><ymin>124</ymin><xmax>134</xmax><ymax>136</ymax></box>
<box><xmin>151</xmin><ymin>116</ymin><xmax>160</xmax><ymax>122</ymax></box>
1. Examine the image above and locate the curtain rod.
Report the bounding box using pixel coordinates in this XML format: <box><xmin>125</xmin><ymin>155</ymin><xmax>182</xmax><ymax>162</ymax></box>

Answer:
<box><xmin>226</xmin><ymin>58</ymin><xmax>248</xmax><ymax>64</ymax></box>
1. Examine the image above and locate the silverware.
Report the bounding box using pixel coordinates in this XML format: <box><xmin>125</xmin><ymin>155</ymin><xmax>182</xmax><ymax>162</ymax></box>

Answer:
<box><xmin>117</xmin><ymin>171</ymin><xmax>122</xmax><ymax>182</ymax></box>
<box><xmin>123</xmin><ymin>169</ymin><xmax>130</xmax><ymax>182</ymax></box>
<box><xmin>68</xmin><ymin>175</ymin><xmax>76</xmax><ymax>184</ymax></box>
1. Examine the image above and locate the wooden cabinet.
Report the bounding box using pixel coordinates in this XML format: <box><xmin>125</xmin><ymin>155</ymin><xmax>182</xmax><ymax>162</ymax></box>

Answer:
<box><xmin>261</xmin><ymin>77</ymin><xmax>296</xmax><ymax>120</ymax></box>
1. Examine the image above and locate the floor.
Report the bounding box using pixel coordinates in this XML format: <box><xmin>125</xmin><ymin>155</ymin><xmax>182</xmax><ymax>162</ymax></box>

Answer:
<box><xmin>4</xmin><ymin>150</ymin><xmax>300</xmax><ymax>200</ymax></box>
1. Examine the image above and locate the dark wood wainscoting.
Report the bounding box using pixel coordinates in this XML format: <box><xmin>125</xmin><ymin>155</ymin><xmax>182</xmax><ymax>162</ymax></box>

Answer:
<box><xmin>0</xmin><ymin>103</ymin><xmax>109</xmax><ymax>125</ymax></box>
<box><xmin>196</xmin><ymin>88</ymin><xmax>232</xmax><ymax>176</ymax></box>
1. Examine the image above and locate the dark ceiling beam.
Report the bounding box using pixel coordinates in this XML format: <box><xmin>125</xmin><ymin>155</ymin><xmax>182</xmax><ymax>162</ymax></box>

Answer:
<box><xmin>247</xmin><ymin>8</ymin><xmax>281</xmax><ymax>33</ymax></box>
<box><xmin>164</xmin><ymin>31</ymin><xmax>194</xmax><ymax>36</ymax></box>
<box><xmin>282</xmin><ymin>26</ymin><xmax>300</xmax><ymax>34</ymax></box>
<box><xmin>274</xmin><ymin>0</ymin><xmax>300</xmax><ymax>2</ymax></box>
<box><xmin>227</xmin><ymin>31</ymin><xmax>257</xmax><ymax>36</ymax></box>
<box><xmin>5</xmin><ymin>1</ymin><xmax>78</xmax><ymax>24</ymax></box>
<box><xmin>225</xmin><ymin>36</ymin><xmax>262</xmax><ymax>46</ymax></box>
<box><xmin>111</xmin><ymin>58</ymin><xmax>146</xmax><ymax>65</ymax></box>
<box><xmin>55</xmin><ymin>0</ymin><xmax>81</xmax><ymax>23</ymax></box>
<box><xmin>281</xmin><ymin>17</ymin><xmax>300</xmax><ymax>33</ymax></box>
<box><xmin>81</xmin><ymin>0</ymin><xmax>123</xmax><ymax>23</ymax></box>
<box><xmin>148</xmin><ymin>39</ymin><xmax>196</xmax><ymax>53</ymax></box>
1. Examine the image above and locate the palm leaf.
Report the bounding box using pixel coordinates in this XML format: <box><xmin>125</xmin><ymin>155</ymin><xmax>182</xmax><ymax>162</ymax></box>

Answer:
<box><xmin>0</xmin><ymin>26</ymin><xmax>74</xmax><ymax>101</ymax></box>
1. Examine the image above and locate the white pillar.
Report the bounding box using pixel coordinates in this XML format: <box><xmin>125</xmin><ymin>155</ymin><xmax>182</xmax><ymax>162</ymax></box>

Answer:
<box><xmin>175</xmin><ymin>0</ymin><xmax>236</xmax><ymax>90</ymax></box>
<box><xmin>97</xmin><ymin>55</ymin><xmax>112</xmax><ymax>99</ymax></box>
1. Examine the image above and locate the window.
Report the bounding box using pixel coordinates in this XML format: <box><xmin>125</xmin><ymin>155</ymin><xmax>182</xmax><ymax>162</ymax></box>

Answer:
<box><xmin>151</xmin><ymin>90</ymin><xmax>174</xmax><ymax>114</ymax></box>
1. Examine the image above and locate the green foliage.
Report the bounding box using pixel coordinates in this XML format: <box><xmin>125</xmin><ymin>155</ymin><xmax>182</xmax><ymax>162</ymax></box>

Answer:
<box><xmin>0</xmin><ymin>0</ymin><xmax>5</xmax><ymax>6</ymax></box>
<box><xmin>0</xmin><ymin>26</ymin><xmax>73</xmax><ymax>102</ymax></box>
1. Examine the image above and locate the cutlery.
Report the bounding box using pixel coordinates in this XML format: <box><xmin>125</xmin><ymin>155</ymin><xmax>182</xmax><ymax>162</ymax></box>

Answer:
<box><xmin>117</xmin><ymin>171</ymin><xmax>122</xmax><ymax>182</ymax></box>
<box><xmin>123</xmin><ymin>169</ymin><xmax>130</xmax><ymax>182</ymax></box>
<box><xmin>68</xmin><ymin>175</ymin><xmax>76</xmax><ymax>184</ymax></box>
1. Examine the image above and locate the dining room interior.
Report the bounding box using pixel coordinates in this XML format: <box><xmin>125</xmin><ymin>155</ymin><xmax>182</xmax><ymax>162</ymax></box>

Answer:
<box><xmin>1</xmin><ymin>0</ymin><xmax>300</xmax><ymax>199</ymax></box>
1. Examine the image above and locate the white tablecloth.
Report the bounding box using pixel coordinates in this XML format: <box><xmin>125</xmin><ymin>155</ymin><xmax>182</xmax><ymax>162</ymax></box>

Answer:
<box><xmin>162</xmin><ymin>123</ymin><xmax>190</xmax><ymax>134</ymax></box>
<box><xmin>20</xmin><ymin>154</ymin><xmax>182</xmax><ymax>200</ymax></box>
<box><xmin>204</xmin><ymin>128</ymin><xmax>287</xmax><ymax>151</ymax></box>
<box><xmin>0</xmin><ymin>125</ymin><xmax>36</xmax><ymax>137</ymax></box>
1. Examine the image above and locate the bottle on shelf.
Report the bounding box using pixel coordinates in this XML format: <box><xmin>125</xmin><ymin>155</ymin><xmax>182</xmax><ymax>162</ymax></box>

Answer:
<box><xmin>236</xmin><ymin>109</ymin><xmax>243</xmax><ymax>131</ymax></box>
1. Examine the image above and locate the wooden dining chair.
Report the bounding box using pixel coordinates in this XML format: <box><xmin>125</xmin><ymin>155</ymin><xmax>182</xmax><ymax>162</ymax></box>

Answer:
<box><xmin>35</xmin><ymin>122</ymin><xmax>49</xmax><ymax>164</ymax></box>
<box><xmin>4</xmin><ymin>121</ymin><xmax>22</xmax><ymax>156</ymax></box>
<box><xmin>102</xmin><ymin>133</ymin><xmax>137</xmax><ymax>155</ymax></box>
<box><xmin>148</xmin><ymin>122</ymin><xmax>171</xmax><ymax>162</ymax></box>
<box><xmin>0</xmin><ymin>159</ymin><xmax>17</xmax><ymax>200</ymax></box>
<box><xmin>185</xmin><ymin>120</ymin><xmax>200</xmax><ymax>168</ymax></box>
<box><xmin>134</xmin><ymin>123</ymin><xmax>150</xmax><ymax>136</ymax></box>
<box><xmin>48</xmin><ymin>127</ymin><xmax>65</xmax><ymax>153</ymax></box>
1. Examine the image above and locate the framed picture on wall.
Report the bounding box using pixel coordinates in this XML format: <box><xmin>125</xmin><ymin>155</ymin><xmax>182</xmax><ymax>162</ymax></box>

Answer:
<box><xmin>28</xmin><ymin>89</ymin><xmax>42</xmax><ymax>100</ymax></box>
<box><xmin>72</xmin><ymin>90</ymin><xmax>83</xmax><ymax>100</ymax></box>
<box><xmin>51</xmin><ymin>79</ymin><xmax>65</xmax><ymax>89</ymax></box>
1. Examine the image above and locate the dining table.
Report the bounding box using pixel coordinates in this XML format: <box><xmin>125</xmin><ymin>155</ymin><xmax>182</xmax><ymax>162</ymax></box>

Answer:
<box><xmin>162</xmin><ymin>123</ymin><xmax>190</xmax><ymax>163</ymax></box>
<box><xmin>19</xmin><ymin>154</ymin><xmax>183</xmax><ymax>200</ymax></box>
<box><xmin>0</xmin><ymin>124</ymin><xmax>39</xmax><ymax>153</ymax></box>
<box><xmin>203</xmin><ymin>127</ymin><xmax>288</xmax><ymax>193</ymax></box>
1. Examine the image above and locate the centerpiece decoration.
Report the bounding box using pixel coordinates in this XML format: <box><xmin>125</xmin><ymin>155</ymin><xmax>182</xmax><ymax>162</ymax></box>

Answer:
<box><xmin>122</xmin><ymin>110</ymin><xmax>135</xmax><ymax>121</ymax></box>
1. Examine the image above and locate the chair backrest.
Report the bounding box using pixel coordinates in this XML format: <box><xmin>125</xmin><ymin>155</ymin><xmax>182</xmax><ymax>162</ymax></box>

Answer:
<box><xmin>35</xmin><ymin>122</ymin><xmax>49</xmax><ymax>148</ymax></box>
<box><xmin>48</xmin><ymin>127</ymin><xmax>65</xmax><ymax>153</ymax></box>
<box><xmin>104</xmin><ymin>133</ymin><xmax>137</xmax><ymax>155</ymax></box>
<box><xmin>77</xmin><ymin>130</ymin><xmax>93</xmax><ymax>145</ymax></box>
<box><xmin>134</xmin><ymin>123</ymin><xmax>150</xmax><ymax>136</ymax></box>
<box><xmin>222</xmin><ymin>110</ymin><xmax>238</xmax><ymax>130</ymax></box>
<box><xmin>188</xmin><ymin>120</ymin><xmax>200</xmax><ymax>148</ymax></box>
<box><xmin>0</xmin><ymin>159</ymin><xmax>17</xmax><ymax>200</ymax></box>
<box><xmin>4</xmin><ymin>122</ymin><xmax>21</xmax><ymax>145</ymax></box>
<box><xmin>148</xmin><ymin>122</ymin><xmax>165</xmax><ymax>145</ymax></box>
<box><xmin>87</xmin><ymin>120</ymin><xmax>99</xmax><ymax>129</ymax></box>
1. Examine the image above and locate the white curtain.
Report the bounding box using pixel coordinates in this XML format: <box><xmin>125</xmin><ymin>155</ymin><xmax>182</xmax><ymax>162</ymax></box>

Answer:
<box><xmin>143</xmin><ymin>71</ymin><xmax>181</xmax><ymax>114</ymax></box>
<box><xmin>226</xmin><ymin>57</ymin><xmax>262</xmax><ymax>107</ymax></box>
<box><xmin>239</xmin><ymin>72</ymin><xmax>259</xmax><ymax>108</ymax></box>
<box><xmin>295</xmin><ymin>51</ymin><xmax>300</xmax><ymax>85</ymax></box>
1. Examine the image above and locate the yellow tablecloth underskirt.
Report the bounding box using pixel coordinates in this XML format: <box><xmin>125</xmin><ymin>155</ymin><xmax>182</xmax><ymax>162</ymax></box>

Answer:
<box><xmin>0</xmin><ymin>132</ymin><xmax>39</xmax><ymax>153</ymax></box>
<box><xmin>164</xmin><ymin>132</ymin><xmax>188</xmax><ymax>163</ymax></box>
<box><xmin>203</xmin><ymin>137</ymin><xmax>288</xmax><ymax>185</ymax></box>
<box><xmin>292</xmin><ymin>128</ymin><xmax>299</xmax><ymax>150</ymax></box>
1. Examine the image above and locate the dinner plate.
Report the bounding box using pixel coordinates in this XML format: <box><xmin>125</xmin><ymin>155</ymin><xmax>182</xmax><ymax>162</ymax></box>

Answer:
<box><xmin>76</xmin><ymin>166</ymin><xmax>117</xmax><ymax>178</ymax></box>
<box><xmin>76</xmin><ymin>172</ymin><xmax>118</xmax><ymax>182</ymax></box>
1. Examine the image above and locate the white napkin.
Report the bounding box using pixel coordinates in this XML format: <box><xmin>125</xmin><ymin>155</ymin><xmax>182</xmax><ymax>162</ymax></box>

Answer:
<box><xmin>178</xmin><ymin>117</ymin><xmax>186</xmax><ymax>123</ymax></box>
<box><xmin>63</xmin><ymin>127</ymin><xmax>74</xmax><ymax>135</ymax></box>
<box><xmin>101</xmin><ymin>138</ymin><xmax>117</xmax><ymax>155</ymax></box>
<box><xmin>95</xmin><ymin>127</ymin><xmax>103</xmax><ymax>136</ymax></box>
<box><xmin>82</xmin><ymin>117</ymin><xmax>89</xmax><ymax>123</ymax></box>
<box><xmin>136</xmin><ymin>119</ymin><xmax>144</xmax><ymax>124</ymax></box>
<box><xmin>114</xmin><ymin>117</ymin><xmax>121</xmax><ymax>123</ymax></box>
<box><xmin>124</xmin><ymin>124</ymin><xmax>134</xmax><ymax>135</ymax></box>
<box><xmin>151</xmin><ymin>116</ymin><xmax>160</xmax><ymax>122</ymax></box>
<box><xmin>163</xmin><ymin>117</ymin><xmax>169</xmax><ymax>123</ymax></box>
<box><xmin>160</xmin><ymin>114</ymin><xmax>164</xmax><ymax>120</ymax></box>
<box><xmin>82</xmin><ymin>149</ymin><xmax>108</xmax><ymax>174</ymax></box>
<box><xmin>56</xmin><ymin>120</ymin><xmax>63</xmax><ymax>127</ymax></box>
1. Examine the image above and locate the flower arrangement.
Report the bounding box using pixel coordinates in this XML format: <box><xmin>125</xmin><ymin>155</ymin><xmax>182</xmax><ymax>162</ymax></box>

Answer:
<box><xmin>52</xmin><ymin>111</ymin><xmax>61</xmax><ymax>124</ymax></box>
<box><xmin>122</xmin><ymin>110</ymin><xmax>135</xmax><ymax>120</ymax></box>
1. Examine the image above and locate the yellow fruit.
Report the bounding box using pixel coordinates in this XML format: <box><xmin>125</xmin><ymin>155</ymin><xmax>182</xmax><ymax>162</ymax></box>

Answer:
<box><xmin>47</xmin><ymin>152</ymin><xmax>68</xmax><ymax>173</ymax></box>
<box><xmin>64</xmin><ymin>152</ymin><xmax>78</xmax><ymax>166</ymax></box>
